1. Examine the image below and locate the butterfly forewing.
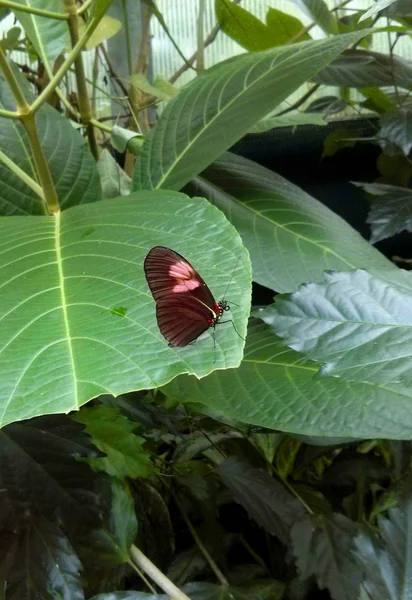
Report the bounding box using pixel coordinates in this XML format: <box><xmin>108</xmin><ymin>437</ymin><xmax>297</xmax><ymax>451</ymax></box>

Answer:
<box><xmin>144</xmin><ymin>246</ymin><xmax>220</xmax><ymax>347</ymax></box>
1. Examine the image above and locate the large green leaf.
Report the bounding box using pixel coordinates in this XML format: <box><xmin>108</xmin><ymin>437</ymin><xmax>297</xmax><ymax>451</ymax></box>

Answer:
<box><xmin>260</xmin><ymin>269</ymin><xmax>412</xmax><ymax>386</ymax></box>
<box><xmin>315</xmin><ymin>49</ymin><xmax>412</xmax><ymax>88</ymax></box>
<box><xmin>132</xmin><ymin>31</ymin><xmax>371</xmax><ymax>192</ymax></box>
<box><xmin>162</xmin><ymin>320</ymin><xmax>412</xmax><ymax>439</ymax></box>
<box><xmin>0</xmin><ymin>192</ymin><xmax>250</xmax><ymax>427</ymax></box>
<box><xmin>187</xmin><ymin>152</ymin><xmax>392</xmax><ymax>293</ymax></box>
<box><xmin>11</xmin><ymin>0</ymin><xmax>70</xmax><ymax>69</ymax></box>
<box><xmin>380</xmin><ymin>108</ymin><xmax>412</xmax><ymax>155</ymax></box>
<box><xmin>0</xmin><ymin>71</ymin><xmax>101</xmax><ymax>215</ymax></box>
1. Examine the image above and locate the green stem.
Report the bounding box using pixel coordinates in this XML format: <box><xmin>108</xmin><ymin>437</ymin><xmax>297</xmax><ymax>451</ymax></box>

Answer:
<box><xmin>0</xmin><ymin>48</ymin><xmax>30</xmax><ymax>112</ymax></box>
<box><xmin>196</xmin><ymin>0</ymin><xmax>205</xmax><ymax>72</ymax></box>
<box><xmin>122</xmin><ymin>0</ymin><xmax>133</xmax><ymax>76</ymax></box>
<box><xmin>64</xmin><ymin>0</ymin><xmax>98</xmax><ymax>158</ymax></box>
<box><xmin>22</xmin><ymin>114</ymin><xmax>59</xmax><ymax>213</ymax></box>
<box><xmin>0</xmin><ymin>148</ymin><xmax>44</xmax><ymax>201</ymax></box>
<box><xmin>0</xmin><ymin>0</ymin><xmax>67</xmax><ymax>19</ymax></box>
<box><xmin>30</xmin><ymin>0</ymin><xmax>114</xmax><ymax>114</ymax></box>
<box><xmin>77</xmin><ymin>0</ymin><xmax>94</xmax><ymax>15</ymax></box>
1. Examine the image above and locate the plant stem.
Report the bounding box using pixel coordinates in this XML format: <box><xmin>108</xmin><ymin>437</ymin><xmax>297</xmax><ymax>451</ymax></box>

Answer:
<box><xmin>0</xmin><ymin>148</ymin><xmax>44</xmax><ymax>201</ymax></box>
<box><xmin>30</xmin><ymin>0</ymin><xmax>114</xmax><ymax>114</ymax></box>
<box><xmin>172</xmin><ymin>490</ymin><xmax>229</xmax><ymax>587</ymax></box>
<box><xmin>64</xmin><ymin>0</ymin><xmax>98</xmax><ymax>158</ymax></box>
<box><xmin>0</xmin><ymin>49</ymin><xmax>58</xmax><ymax>213</ymax></box>
<box><xmin>0</xmin><ymin>0</ymin><xmax>67</xmax><ymax>19</ymax></box>
<box><xmin>129</xmin><ymin>545</ymin><xmax>192</xmax><ymax>600</ymax></box>
<box><xmin>196</xmin><ymin>0</ymin><xmax>205</xmax><ymax>72</ymax></box>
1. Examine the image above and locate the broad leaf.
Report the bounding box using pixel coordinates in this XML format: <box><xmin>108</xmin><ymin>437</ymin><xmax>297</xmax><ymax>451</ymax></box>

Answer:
<box><xmin>0</xmin><ymin>415</ymin><xmax>100</xmax><ymax>531</ymax></box>
<box><xmin>74</xmin><ymin>406</ymin><xmax>152</xmax><ymax>479</ymax></box>
<box><xmin>292</xmin><ymin>0</ymin><xmax>339</xmax><ymax>33</ymax></box>
<box><xmin>132</xmin><ymin>31</ymin><xmax>371</xmax><ymax>192</ymax></box>
<box><xmin>216</xmin><ymin>1</ymin><xmax>309</xmax><ymax>50</ymax></box>
<box><xmin>380</xmin><ymin>108</ymin><xmax>412</xmax><ymax>155</ymax></box>
<box><xmin>354</xmin><ymin>491</ymin><xmax>412</xmax><ymax>599</ymax></box>
<box><xmin>218</xmin><ymin>456</ymin><xmax>306</xmax><ymax>545</ymax></box>
<box><xmin>0</xmin><ymin>70</ymin><xmax>101</xmax><ymax>215</ymax></box>
<box><xmin>260</xmin><ymin>269</ymin><xmax>412</xmax><ymax>386</ymax></box>
<box><xmin>4</xmin><ymin>517</ymin><xmax>84</xmax><ymax>600</ymax></box>
<box><xmin>354</xmin><ymin>182</ymin><xmax>412</xmax><ymax>243</ymax></box>
<box><xmin>11</xmin><ymin>0</ymin><xmax>69</xmax><ymax>70</ymax></box>
<box><xmin>186</xmin><ymin>152</ymin><xmax>392</xmax><ymax>293</ymax></box>
<box><xmin>0</xmin><ymin>192</ymin><xmax>250</xmax><ymax>427</ymax></box>
<box><xmin>162</xmin><ymin>320</ymin><xmax>412</xmax><ymax>439</ymax></box>
<box><xmin>315</xmin><ymin>49</ymin><xmax>412</xmax><ymax>88</ymax></box>
<box><xmin>291</xmin><ymin>513</ymin><xmax>362</xmax><ymax>600</ymax></box>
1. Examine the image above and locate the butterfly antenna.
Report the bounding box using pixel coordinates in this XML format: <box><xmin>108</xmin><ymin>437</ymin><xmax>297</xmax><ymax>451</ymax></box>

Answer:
<box><xmin>222</xmin><ymin>255</ymin><xmax>241</xmax><ymax>299</ymax></box>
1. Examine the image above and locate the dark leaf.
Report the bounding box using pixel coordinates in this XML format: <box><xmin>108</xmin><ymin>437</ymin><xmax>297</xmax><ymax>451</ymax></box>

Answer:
<box><xmin>291</xmin><ymin>513</ymin><xmax>362</xmax><ymax>600</ymax></box>
<box><xmin>380</xmin><ymin>108</ymin><xmax>412</xmax><ymax>155</ymax></box>
<box><xmin>354</xmin><ymin>182</ymin><xmax>412</xmax><ymax>243</ymax></box>
<box><xmin>5</xmin><ymin>517</ymin><xmax>84</xmax><ymax>600</ymax></box>
<box><xmin>218</xmin><ymin>456</ymin><xmax>306</xmax><ymax>544</ymax></box>
<box><xmin>0</xmin><ymin>415</ymin><xmax>101</xmax><ymax>532</ymax></box>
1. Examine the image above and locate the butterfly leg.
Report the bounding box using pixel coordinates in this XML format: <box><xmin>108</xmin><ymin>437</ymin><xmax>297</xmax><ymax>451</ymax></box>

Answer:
<box><xmin>219</xmin><ymin>319</ymin><xmax>246</xmax><ymax>341</ymax></box>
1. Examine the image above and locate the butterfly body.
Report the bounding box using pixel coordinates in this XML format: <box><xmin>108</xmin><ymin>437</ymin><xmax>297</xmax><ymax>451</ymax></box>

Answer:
<box><xmin>144</xmin><ymin>246</ymin><xmax>230</xmax><ymax>347</ymax></box>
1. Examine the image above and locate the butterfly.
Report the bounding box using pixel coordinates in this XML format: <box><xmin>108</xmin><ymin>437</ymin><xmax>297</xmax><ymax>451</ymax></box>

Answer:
<box><xmin>144</xmin><ymin>246</ymin><xmax>238</xmax><ymax>348</ymax></box>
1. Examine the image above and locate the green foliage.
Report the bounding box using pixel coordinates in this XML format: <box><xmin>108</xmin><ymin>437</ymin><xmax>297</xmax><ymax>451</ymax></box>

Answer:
<box><xmin>0</xmin><ymin>0</ymin><xmax>412</xmax><ymax>598</ymax></box>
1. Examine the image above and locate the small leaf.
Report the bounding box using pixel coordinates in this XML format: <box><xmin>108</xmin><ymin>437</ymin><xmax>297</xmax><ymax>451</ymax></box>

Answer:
<box><xmin>261</xmin><ymin>269</ymin><xmax>412</xmax><ymax>386</ymax></box>
<box><xmin>380</xmin><ymin>108</ymin><xmax>412</xmax><ymax>155</ymax></box>
<box><xmin>74</xmin><ymin>406</ymin><xmax>152</xmax><ymax>480</ymax></box>
<box><xmin>360</xmin><ymin>0</ymin><xmax>398</xmax><ymax>21</ymax></box>
<box><xmin>354</xmin><ymin>182</ymin><xmax>412</xmax><ymax>243</ymax></box>
<box><xmin>88</xmin><ymin>479</ymin><xmax>138</xmax><ymax>565</ymax></box>
<box><xmin>322</xmin><ymin>129</ymin><xmax>357</xmax><ymax>158</ymax></box>
<box><xmin>276</xmin><ymin>436</ymin><xmax>302</xmax><ymax>479</ymax></box>
<box><xmin>291</xmin><ymin>513</ymin><xmax>362</xmax><ymax>600</ymax></box>
<box><xmin>248</xmin><ymin>111</ymin><xmax>326</xmax><ymax>133</ymax></box>
<box><xmin>85</xmin><ymin>15</ymin><xmax>122</xmax><ymax>49</ymax></box>
<box><xmin>218</xmin><ymin>456</ymin><xmax>306</xmax><ymax>544</ymax></box>
<box><xmin>111</xmin><ymin>125</ymin><xmax>144</xmax><ymax>153</ymax></box>
<box><xmin>97</xmin><ymin>149</ymin><xmax>131</xmax><ymax>199</ymax></box>
<box><xmin>130</xmin><ymin>74</ymin><xmax>178</xmax><ymax>101</ymax></box>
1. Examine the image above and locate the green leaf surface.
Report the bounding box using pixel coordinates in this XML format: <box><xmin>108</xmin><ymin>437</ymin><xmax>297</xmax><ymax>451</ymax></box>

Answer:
<box><xmin>0</xmin><ymin>70</ymin><xmax>101</xmax><ymax>215</ymax></box>
<box><xmin>162</xmin><ymin>320</ymin><xmax>412</xmax><ymax>439</ymax></box>
<box><xmin>0</xmin><ymin>192</ymin><xmax>250</xmax><ymax>427</ymax></box>
<box><xmin>111</xmin><ymin>125</ymin><xmax>144</xmax><ymax>154</ymax></box>
<box><xmin>380</xmin><ymin>108</ymin><xmax>412</xmax><ymax>155</ymax></box>
<box><xmin>97</xmin><ymin>149</ymin><xmax>131</xmax><ymax>199</ymax></box>
<box><xmin>5</xmin><ymin>517</ymin><xmax>84</xmax><ymax>600</ymax></box>
<box><xmin>11</xmin><ymin>0</ymin><xmax>69</xmax><ymax>68</ymax></box>
<box><xmin>261</xmin><ymin>269</ymin><xmax>412</xmax><ymax>386</ymax></box>
<box><xmin>133</xmin><ymin>31</ymin><xmax>371</xmax><ymax>192</ymax></box>
<box><xmin>186</xmin><ymin>152</ymin><xmax>392</xmax><ymax>293</ymax></box>
<box><xmin>315</xmin><ymin>49</ymin><xmax>412</xmax><ymax>88</ymax></box>
<box><xmin>322</xmin><ymin>128</ymin><xmax>357</xmax><ymax>158</ymax></box>
<box><xmin>216</xmin><ymin>0</ymin><xmax>308</xmax><ymax>50</ymax></box>
<box><xmin>354</xmin><ymin>181</ymin><xmax>412</xmax><ymax>243</ymax></box>
<box><xmin>292</xmin><ymin>0</ymin><xmax>339</xmax><ymax>32</ymax></box>
<box><xmin>248</xmin><ymin>111</ymin><xmax>326</xmax><ymax>133</ymax></box>
<box><xmin>88</xmin><ymin>479</ymin><xmax>138</xmax><ymax>565</ymax></box>
<box><xmin>360</xmin><ymin>0</ymin><xmax>398</xmax><ymax>21</ymax></box>
<box><xmin>291</xmin><ymin>513</ymin><xmax>362</xmax><ymax>600</ymax></box>
<box><xmin>354</xmin><ymin>491</ymin><xmax>412</xmax><ymax>599</ymax></box>
<box><xmin>218</xmin><ymin>456</ymin><xmax>306</xmax><ymax>545</ymax></box>
<box><xmin>74</xmin><ymin>406</ymin><xmax>152</xmax><ymax>479</ymax></box>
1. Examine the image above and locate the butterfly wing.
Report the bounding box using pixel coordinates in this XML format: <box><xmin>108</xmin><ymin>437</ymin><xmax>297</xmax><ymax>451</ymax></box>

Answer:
<box><xmin>144</xmin><ymin>246</ymin><xmax>218</xmax><ymax>347</ymax></box>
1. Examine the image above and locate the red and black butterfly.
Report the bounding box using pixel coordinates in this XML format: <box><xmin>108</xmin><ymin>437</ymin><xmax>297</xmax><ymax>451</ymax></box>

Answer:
<box><xmin>144</xmin><ymin>246</ymin><xmax>236</xmax><ymax>348</ymax></box>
